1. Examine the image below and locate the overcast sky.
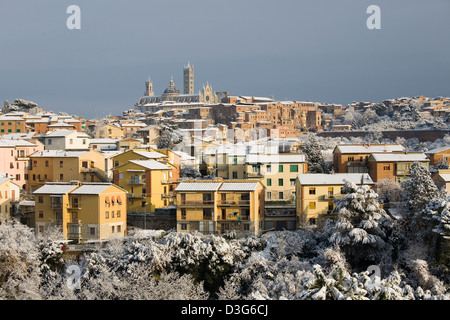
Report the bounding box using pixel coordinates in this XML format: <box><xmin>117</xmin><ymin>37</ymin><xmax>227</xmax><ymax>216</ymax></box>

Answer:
<box><xmin>1</xmin><ymin>0</ymin><xmax>449</xmax><ymax>119</ymax></box>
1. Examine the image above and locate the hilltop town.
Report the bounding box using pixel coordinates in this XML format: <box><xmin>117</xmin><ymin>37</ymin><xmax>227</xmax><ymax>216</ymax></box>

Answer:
<box><xmin>1</xmin><ymin>63</ymin><xmax>450</xmax><ymax>301</ymax></box>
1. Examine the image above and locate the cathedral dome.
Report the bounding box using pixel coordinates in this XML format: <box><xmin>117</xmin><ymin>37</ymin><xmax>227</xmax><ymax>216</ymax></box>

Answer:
<box><xmin>163</xmin><ymin>79</ymin><xmax>180</xmax><ymax>95</ymax></box>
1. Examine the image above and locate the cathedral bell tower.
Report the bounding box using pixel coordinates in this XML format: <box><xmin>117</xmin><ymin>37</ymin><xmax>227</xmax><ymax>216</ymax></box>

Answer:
<box><xmin>183</xmin><ymin>61</ymin><xmax>194</xmax><ymax>95</ymax></box>
<box><xmin>145</xmin><ymin>77</ymin><xmax>154</xmax><ymax>97</ymax></box>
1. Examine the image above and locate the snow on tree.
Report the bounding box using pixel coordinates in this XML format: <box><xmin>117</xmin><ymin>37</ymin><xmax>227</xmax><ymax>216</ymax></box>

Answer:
<box><xmin>400</xmin><ymin>162</ymin><xmax>441</xmax><ymax>218</ymax></box>
<box><xmin>326</xmin><ymin>180</ymin><xmax>393</xmax><ymax>270</ymax></box>
<box><xmin>303</xmin><ymin>135</ymin><xmax>328</xmax><ymax>173</ymax></box>
<box><xmin>157</xmin><ymin>124</ymin><xmax>183</xmax><ymax>149</ymax></box>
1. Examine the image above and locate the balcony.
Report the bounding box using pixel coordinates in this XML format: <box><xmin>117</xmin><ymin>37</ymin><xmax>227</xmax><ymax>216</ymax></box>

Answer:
<box><xmin>127</xmin><ymin>179</ymin><xmax>145</xmax><ymax>185</ymax></box>
<box><xmin>162</xmin><ymin>191</ymin><xmax>176</xmax><ymax>198</ymax></box>
<box><xmin>178</xmin><ymin>200</ymin><xmax>215</xmax><ymax>206</ymax></box>
<box><xmin>323</xmin><ymin>193</ymin><xmax>336</xmax><ymax>200</ymax></box>
<box><xmin>247</xmin><ymin>172</ymin><xmax>264</xmax><ymax>178</ymax></box>
<box><xmin>51</xmin><ymin>202</ymin><xmax>63</xmax><ymax>209</ymax></box>
<box><xmin>219</xmin><ymin>200</ymin><xmax>250</xmax><ymax>206</ymax></box>
<box><xmin>127</xmin><ymin>193</ymin><xmax>148</xmax><ymax>199</ymax></box>
<box><xmin>161</xmin><ymin>178</ymin><xmax>179</xmax><ymax>184</ymax></box>
<box><xmin>67</xmin><ymin>222</ymin><xmax>82</xmax><ymax>242</ymax></box>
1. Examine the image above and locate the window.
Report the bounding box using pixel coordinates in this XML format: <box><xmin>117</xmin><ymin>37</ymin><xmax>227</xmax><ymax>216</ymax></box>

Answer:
<box><xmin>117</xmin><ymin>225</ymin><xmax>121</xmax><ymax>233</ymax></box>
<box><xmin>290</xmin><ymin>165</ymin><xmax>298</xmax><ymax>172</ymax></box>
<box><xmin>38</xmin><ymin>196</ymin><xmax>43</xmax><ymax>203</ymax></box>
<box><xmin>59</xmin><ymin>161</ymin><xmax>63</xmax><ymax>168</ymax></box>
<box><xmin>117</xmin><ymin>210</ymin><xmax>121</xmax><ymax>217</ymax></box>
<box><xmin>69</xmin><ymin>139</ymin><xmax>73</xmax><ymax>144</ymax></box>
<box><xmin>38</xmin><ymin>211</ymin><xmax>44</xmax><ymax>218</ymax></box>
<box><xmin>267</xmin><ymin>192</ymin><xmax>272</xmax><ymax>199</ymax></box>
<box><xmin>267</xmin><ymin>178</ymin><xmax>272</xmax><ymax>187</ymax></box>
<box><xmin>181</xmin><ymin>223</ymin><xmax>188</xmax><ymax>231</ymax></box>
<box><xmin>232</xmin><ymin>171</ymin><xmax>238</xmax><ymax>179</ymax></box>
<box><xmin>181</xmin><ymin>208</ymin><xmax>187</xmax><ymax>219</ymax></box>
<box><xmin>279</xmin><ymin>164</ymin><xmax>283</xmax><ymax>172</ymax></box>
<box><xmin>90</xmin><ymin>227</ymin><xmax>96</xmax><ymax>235</ymax></box>
<box><xmin>309</xmin><ymin>218</ymin><xmax>316</xmax><ymax>225</ymax></box>
<box><xmin>105</xmin><ymin>211</ymin><xmax>109</xmax><ymax>219</ymax></box>
<box><xmin>309</xmin><ymin>187</ymin><xmax>316</xmax><ymax>195</ymax></box>
<box><xmin>279</xmin><ymin>192</ymin><xmax>284</xmax><ymax>199</ymax></box>
<box><xmin>383</xmin><ymin>165</ymin><xmax>390</xmax><ymax>171</ymax></box>
<box><xmin>348</xmin><ymin>156</ymin><xmax>354</xmax><ymax>162</ymax></box>
<box><xmin>59</xmin><ymin>174</ymin><xmax>64</xmax><ymax>181</ymax></box>
<box><xmin>309</xmin><ymin>202</ymin><xmax>316</xmax><ymax>210</ymax></box>
<box><xmin>111</xmin><ymin>211</ymin><xmax>115</xmax><ymax>218</ymax></box>
<box><xmin>290</xmin><ymin>178</ymin><xmax>296</xmax><ymax>186</ymax></box>
<box><xmin>111</xmin><ymin>226</ymin><xmax>115</xmax><ymax>233</ymax></box>
<box><xmin>278</xmin><ymin>178</ymin><xmax>283</xmax><ymax>186</ymax></box>
<box><xmin>266</xmin><ymin>165</ymin><xmax>272</xmax><ymax>173</ymax></box>
<box><xmin>48</xmin><ymin>139</ymin><xmax>52</xmax><ymax>145</ymax></box>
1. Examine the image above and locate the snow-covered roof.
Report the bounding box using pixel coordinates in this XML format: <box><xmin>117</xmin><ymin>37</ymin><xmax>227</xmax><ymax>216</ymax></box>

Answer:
<box><xmin>335</xmin><ymin>144</ymin><xmax>405</xmax><ymax>154</ymax></box>
<box><xmin>44</xmin><ymin>130</ymin><xmax>76</xmax><ymax>137</ymax></box>
<box><xmin>425</xmin><ymin>145</ymin><xmax>450</xmax><ymax>154</ymax></box>
<box><xmin>246</xmin><ymin>154</ymin><xmax>306</xmax><ymax>164</ymax></box>
<box><xmin>33</xmin><ymin>183</ymin><xmax>78</xmax><ymax>195</ymax></box>
<box><xmin>175</xmin><ymin>182</ymin><xmax>222</xmax><ymax>192</ymax></box>
<box><xmin>0</xmin><ymin>139</ymin><xmax>36</xmax><ymax>147</ymax></box>
<box><xmin>297</xmin><ymin>173</ymin><xmax>374</xmax><ymax>185</ymax></box>
<box><xmin>30</xmin><ymin>150</ymin><xmax>90</xmax><ymax>158</ymax></box>
<box><xmin>129</xmin><ymin>160</ymin><xmax>171</xmax><ymax>170</ymax></box>
<box><xmin>370</xmin><ymin>153</ymin><xmax>429</xmax><ymax>162</ymax></box>
<box><xmin>436</xmin><ymin>173</ymin><xmax>450</xmax><ymax>182</ymax></box>
<box><xmin>70</xmin><ymin>183</ymin><xmax>114</xmax><ymax>195</ymax></box>
<box><xmin>219</xmin><ymin>182</ymin><xmax>260</xmax><ymax>191</ymax></box>
<box><xmin>133</xmin><ymin>150</ymin><xmax>167</xmax><ymax>159</ymax></box>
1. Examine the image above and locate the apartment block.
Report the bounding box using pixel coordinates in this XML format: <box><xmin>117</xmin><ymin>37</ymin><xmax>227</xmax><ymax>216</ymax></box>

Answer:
<box><xmin>27</xmin><ymin>150</ymin><xmax>107</xmax><ymax>193</ymax></box>
<box><xmin>332</xmin><ymin>144</ymin><xmax>406</xmax><ymax>173</ymax></box>
<box><xmin>245</xmin><ymin>154</ymin><xmax>307</xmax><ymax>202</ymax></box>
<box><xmin>425</xmin><ymin>146</ymin><xmax>450</xmax><ymax>166</ymax></box>
<box><xmin>175</xmin><ymin>180</ymin><xmax>265</xmax><ymax>236</ymax></box>
<box><xmin>113</xmin><ymin>159</ymin><xmax>174</xmax><ymax>212</ymax></box>
<box><xmin>367</xmin><ymin>152</ymin><xmax>429</xmax><ymax>183</ymax></box>
<box><xmin>0</xmin><ymin>115</ymin><xmax>26</xmax><ymax>135</ymax></box>
<box><xmin>0</xmin><ymin>139</ymin><xmax>44</xmax><ymax>189</ymax></box>
<box><xmin>296</xmin><ymin>173</ymin><xmax>374</xmax><ymax>226</ymax></box>
<box><xmin>34</xmin><ymin>181</ymin><xmax>127</xmax><ymax>243</ymax></box>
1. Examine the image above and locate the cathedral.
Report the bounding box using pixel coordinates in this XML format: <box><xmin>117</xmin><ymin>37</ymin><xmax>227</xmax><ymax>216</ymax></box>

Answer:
<box><xmin>135</xmin><ymin>62</ymin><xmax>219</xmax><ymax>112</ymax></box>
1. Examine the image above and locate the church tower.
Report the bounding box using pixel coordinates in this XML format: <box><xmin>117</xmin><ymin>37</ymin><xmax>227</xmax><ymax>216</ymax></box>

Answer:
<box><xmin>145</xmin><ymin>77</ymin><xmax>154</xmax><ymax>96</ymax></box>
<box><xmin>183</xmin><ymin>61</ymin><xmax>194</xmax><ymax>95</ymax></box>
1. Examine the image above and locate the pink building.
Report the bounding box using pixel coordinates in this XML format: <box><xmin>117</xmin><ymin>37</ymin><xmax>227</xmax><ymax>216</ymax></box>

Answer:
<box><xmin>0</xmin><ymin>139</ymin><xmax>44</xmax><ymax>189</ymax></box>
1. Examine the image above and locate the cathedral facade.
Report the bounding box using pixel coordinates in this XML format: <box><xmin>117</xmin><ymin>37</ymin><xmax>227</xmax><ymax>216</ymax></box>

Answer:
<box><xmin>135</xmin><ymin>62</ymin><xmax>219</xmax><ymax>112</ymax></box>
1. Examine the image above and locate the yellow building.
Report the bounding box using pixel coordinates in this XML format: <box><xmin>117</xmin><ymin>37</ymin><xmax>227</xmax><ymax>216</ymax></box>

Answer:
<box><xmin>27</xmin><ymin>150</ymin><xmax>108</xmax><ymax>193</ymax></box>
<box><xmin>113</xmin><ymin>160</ymin><xmax>173</xmax><ymax>213</ymax></box>
<box><xmin>175</xmin><ymin>179</ymin><xmax>265</xmax><ymax>236</ymax></box>
<box><xmin>112</xmin><ymin>149</ymin><xmax>168</xmax><ymax>168</ymax></box>
<box><xmin>94</xmin><ymin>124</ymin><xmax>124</xmax><ymax>139</ymax></box>
<box><xmin>34</xmin><ymin>181</ymin><xmax>127</xmax><ymax>243</ymax></box>
<box><xmin>432</xmin><ymin>169</ymin><xmax>450</xmax><ymax>194</ymax></box>
<box><xmin>0</xmin><ymin>176</ymin><xmax>19</xmax><ymax>221</ymax></box>
<box><xmin>117</xmin><ymin>138</ymin><xmax>143</xmax><ymax>151</ymax></box>
<box><xmin>245</xmin><ymin>154</ymin><xmax>307</xmax><ymax>202</ymax></box>
<box><xmin>296</xmin><ymin>173</ymin><xmax>374</xmax><ymax>227</ymax></box>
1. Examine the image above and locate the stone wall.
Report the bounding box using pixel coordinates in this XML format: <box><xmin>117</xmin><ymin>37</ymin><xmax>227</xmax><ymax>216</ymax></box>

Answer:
<box><xmin>318</xmin><ymin>129</ymin><xmax>450</xmax><ymax>143</ymax></box>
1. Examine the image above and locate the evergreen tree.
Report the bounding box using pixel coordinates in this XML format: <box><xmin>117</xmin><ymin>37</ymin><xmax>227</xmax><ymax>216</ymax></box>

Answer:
<box><xmin>303</xmin><ymin>135</ymin><xmax>327</xmax><ymax>173</ymax></box>
<box><xmin>326</xmin><ymin>180</ymin><xmax>392</xmax><ymax>270</ymax></box>
<box><xmin>401</xmin><ymin>162</ymin><xmax>440</xmax><ymax>218</ymax></box>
